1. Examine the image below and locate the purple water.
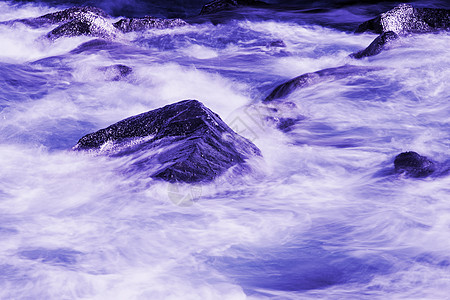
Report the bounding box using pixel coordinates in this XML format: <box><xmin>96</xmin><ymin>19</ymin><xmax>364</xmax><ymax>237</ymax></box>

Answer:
<box><xmin>0</xmin><ymin>1</ymin><xmax>449</xmax><ymax>299</ymax></box>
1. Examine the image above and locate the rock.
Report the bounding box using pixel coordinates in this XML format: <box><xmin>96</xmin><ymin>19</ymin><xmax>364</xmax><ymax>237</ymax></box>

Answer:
<box><xmin>355</xmin><ymin>4</ymin><xmax>450</xmax><ymax>35</ymax></box>
<box><xmin>264</xmin><ymin>65</ymin><xmax>381</xmax><ymax>101</ymax></box>
<box><xmin>267</xmin><ymin>40</ymin><xmax>286</xmax><ymax>48</ymax></box>
<box><xmin>37</xmin><ymin>6</ymin><xmax>110</xmax><ymax>25</ymax></box>
<box><xmin>2</xmin><ymin>6</ymin><xmax>110</xmax><ymax>28</ymax></box>
<box><xmin>73</xmin><ymin>100</ymin><xmax>261</xmax><ymax>183</ymax></box>
<box><xmin>100</xmin><ymin>64</ymin><xmax>133</xmax><ymax>81</ymax></box>
<box><xmin>0</xmin><ymin>6</ymin><xmax>119</xmax><ymax>40</ymax></box>
<box><xmin>394</xmin><ymin>151</ymin><xmax>436</xmax><ymax>178</ymax></box>
<box><xmin>200</xmin><ymin>0</ymin><xmax>268</xmax><ymax>15</ymax></box>
<box><xmin>46</xmin><ymin>11</ymin><xmax>120</xmax><ymax>40</ymax></box>
<box><xmin>113</xmin><ymin>16</ymin><xmax>188</xmax><ymax>33</ymax></box>
<box><xmin>350</xmin><ymin>31</ymin><xmax>399</xmax><ymax>59</ymax></box>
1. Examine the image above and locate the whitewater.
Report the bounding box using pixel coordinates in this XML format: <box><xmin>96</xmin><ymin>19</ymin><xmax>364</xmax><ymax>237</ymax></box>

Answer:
<box><xmin>0</xmin><ymin>1</ymin><xmax>449</xmax><ymax>299</ymax></box>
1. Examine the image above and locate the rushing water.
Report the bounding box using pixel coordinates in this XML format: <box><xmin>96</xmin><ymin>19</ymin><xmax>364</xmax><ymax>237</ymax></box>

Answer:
<box><xmin>0</xmin><ymin>1</ymin><xmax>449</xmax><ymax>299</ymax></box>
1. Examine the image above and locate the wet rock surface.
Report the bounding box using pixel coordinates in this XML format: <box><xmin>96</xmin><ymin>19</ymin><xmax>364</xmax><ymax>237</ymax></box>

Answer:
<box><xmin>113</xmin><ymin>16</ymin><xmax>188</xmax><ymax>32</ymax></box>
<box><xmin>355</xmin><ymin>4</ymin><xmax>450</xmax><ymax>35</ymax></box>
<box><xmin>265</xmin><ymin>65</ymin><xmax>381</xmax><ymax>101</ymax></box>
<box><xmin>37</xmin><ymin>6</ymin><xmax>110</xmax><ymax>24</ymax></box>
<box><xmin>100</xmin><ymin>64</ymin><xmax>133</xmax><ymax>81</ymax></box>
<box><xmin>3</xmin><ymin>6</ymin><xmax>188</xmax><ymax>39</ymax></box>
<box><xmin>46</xmin><ymin>13</ymin><xmax>119</xmax><ymax>40</ymax></box>
<box><xmin>200</xmin><ymin>0</ymin><xmax>269</xmax><ymax>15</ymax></box>
<box><xmin>394</xmin><ymin>151</ymin><xmax>436</xmax><ymax>178</ymax></box>
<box><xmin>74</xmin><ymin>100</ymin><xmax>261</xmax><ymax>183</ymax></box>
<box><xmin>350</xmin><ymin>31</ymin><xmax>399</xmax><ymax>59</ymax></box>
<box><xmin>2</xmin><ymin>6</ymin><xmax>110</xmax><ymax>28</ymax></box>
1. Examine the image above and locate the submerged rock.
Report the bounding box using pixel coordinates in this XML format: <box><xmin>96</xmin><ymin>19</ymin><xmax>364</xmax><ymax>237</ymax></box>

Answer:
<box><xmin>267</xmin><ymin>40</ymin><xmax>286</xmax><ymax>48</ymax></box>
<box><xmin>355</xmin><ymin>4</ymin><xmax>450</xmax><ymax>35</ymax></box>
<box><xmin>200</xmin><ymin>0</ymin><xmax>268</xmax><ymax>15</ymax></box>
<box><xmin>264</xmin><ymin>65</ymin><xmax>381</xmax><ymax>101</ymax></box>
<box><xmin>100</xmin><ymin>64</ymin><xmax>133</xmax><ymax>81</ymax></box>
<box><xmin>394</xmin><ymin>151</ymin><xmax>436</xmax><ymax>178</ymax></box>
<box><xmin>113</xmin><ymin>16</ymin><xmax>188</xmax><ymax>33</ymax></box>
<box><xmin>46</xmin><ymin>11</ymin><xmax>119</xmax><ymax>40</ymax></box>
<box><xmin>350</xmin><ymin>31</ymin><xmax>399</xmax><ymax>59</ymax></box>
<box><xmin>74</xmin><ymin>100</ymin><xmax>261</xmax><ymax>183</ymax></box>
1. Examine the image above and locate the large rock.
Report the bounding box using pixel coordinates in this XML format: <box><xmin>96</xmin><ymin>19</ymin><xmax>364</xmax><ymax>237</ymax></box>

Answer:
<box><xmin>394</xmin><ymin>151</ymin><xmax>436</xmax><ymax>178</ymax></box>
<box><xmin>37</xmin><ymin>6</ymin><xmax>110</xmax><ymax>25</ymax></box>
<box><xmin>73</xmin><ymin>100</ymin><xmax>261</xmax><ymax>183</ymax></box>
<box><xmin>113</xmin><ymin>16</ymin><xmax>188</xmax><ymax>33</ymax></box>
<box><xmin>200</xmin><ymin>0</ymin><xmax>268</xmax><ymax>15</ymax></box>
<box><xmin>350</xmin><ymin>31</ymin><xmax>399</xmax><ymax>59</ymax></box>
<box><xmin>46</xmin><ymin>11</ymin><xmax>120</xmax><ymax>40</ymax></box>
<box><xmin>264</xmin><ymin>65</ymin><xmax>381</xmax><ymax>101</ymax></box>
<box><xmin>2</xmin><ymin>6</ymin><xmax>110</xmax><ymax>28</ymax></box>
<box><xmin>355</xmin><ymin>4</ymin><xmax>450</xmax><ymax>35</ymax></box>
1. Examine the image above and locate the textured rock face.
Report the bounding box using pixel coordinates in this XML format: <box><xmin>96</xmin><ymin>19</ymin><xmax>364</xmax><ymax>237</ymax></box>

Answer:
<box><xmin>350</xmin><ymin>31</ymin><xmax>399</xmax><ymax>59</ymax></box>
<box><xmin>394</xmin><ymin>151</ymin><xmax>436</xmax><ymax>178</ymax></box>
<box><xmin>4</xmin><ymin>6</ymin><xmax>187</xmax><ymax>38</ymax></box>
<box><xmin>74</xmin><ymin>100</ymin><xmax>261</xmax><ymax>183</ymax></box>
<box><xmin>264</xmin><ymin>65</ymin><xmax>381</xmax><ymax>101</ymax></box>
<box><xmin>46</xmin><ymin>11</ymin><xmax>119</xmax><ymax>40</ymax></box>
<box><xmin>3</xmin><ymin>6</ymin><xmax>110</xmax><ymax>28</ymax></box>
<box><xmin>200</xmin><ymin>0</ymin><xmax>268</xmax><ymax>15</ymax></box>
<box><xmin>113</xmin><ymin>17</ymin><xmax>188</xmax><ymax>33</ymax></box>
<box><xmin>38</xmin><ymin>6</ymin><xmax>110</xmax><ymax>25</ymax></box>
<box><xmin>355</xmin><ymin>4</ymin><xmax>450</xmax><ymax>35</ymax></box>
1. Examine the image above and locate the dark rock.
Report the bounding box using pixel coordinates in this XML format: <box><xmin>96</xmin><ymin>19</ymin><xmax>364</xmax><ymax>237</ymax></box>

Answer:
<box><xmin>350</xmin><ymin>31</ymin><xmax>399</xmax><ymax>59</ymax></box>
<box><xmin>355</xmin><ymin>4</ymin><xmax>450</xmax><ymax>35</ymax></box>
<box><xmin>250</xmin><ymin>100</ymin><xmax>304</xmax><ymax>133</ymax></box>
<box><xmin>264</xmin><ymin>65</ymin><xmax>382</xmax><ymax>101</ymax></box>
<box><xmin>100</xmin><ymin>64</ymin><xmax>133</xmax><ymax>81</ymax></box>
<box><xmin>200</xmin><ymin>0</ymin><xmax>268</xmax><ymax>15</ymax></box>
<box><xmin>37</xmin><ymin>6</ymin><xmax>110</xmax><ymax>25</ymax></box>
<box><xmin>113</xmin><ymin>16</ymin><xmax>188</xmax><ymax>33</ymax></box>
<box><xmin>394</xmin><ymin>151</ymin><xmax>436</xmax><ymax>178</ymax></box>
<box><xmin>0</xmin><ymin>6</ymin><xmax>119</xmax><ymax>40</ymax></box>
<box><xmin>266</xmin><ymin>116</ymin><xmax>304</xmax><ymax>132</ymax></box>
<box><xmin>276</xmin><ymin>117</ymin><xmax>300</xmax><ymax>132</ymax></box>
<box><xmin>46</xmin><ymin>12</ymin><xmax>120</xmax><ymax>40</ymax></box>
<box><xmin>2</xmin><ymin>6</ymin><xmax>110</xmax><ymax>28</ymax></box>
<box><xmin>73</xmin><ymin>100</ymin><xmax>261</xmax><ymax>183</ymax></box>
<box><xmin>267</xmin><ymin>40</ymin><xmax>286</xmax><ymax>48</ymax></box>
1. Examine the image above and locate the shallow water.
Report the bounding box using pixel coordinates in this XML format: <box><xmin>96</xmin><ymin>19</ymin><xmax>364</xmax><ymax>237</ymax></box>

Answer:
<box><xmin>0</xmin><ymin>1</ymin><xmax>449</xmax><ymax>299</ymax></box>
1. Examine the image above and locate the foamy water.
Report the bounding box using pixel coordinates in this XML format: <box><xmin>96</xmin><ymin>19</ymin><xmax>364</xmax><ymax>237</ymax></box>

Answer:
<box><xmin>0</xmin><ymin>1</ymin><xmax>449</xmax><ymax>299</ymax></box>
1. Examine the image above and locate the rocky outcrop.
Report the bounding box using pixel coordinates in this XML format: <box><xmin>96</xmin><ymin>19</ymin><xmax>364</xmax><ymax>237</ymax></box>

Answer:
<box><xmin>264</xmin><ymin>65</ymin><xmax>381</xmax><ymax>101</ymax></box>
<box><xmin>46</xmin><ymin>10</ymin><xmax>119</xmax><ymax>40</ymax></box>
<box><xmin>350</xmin><ymin>31</ymin><xmax>399</xmax><ymax>59</ymax></box>
<box><xmin>5</xmin><ymin>6</ymin><xmax>187</xmax><ymax>40</ymax></box>
<box><xmin>3</xmin><ymin>6</ymin><xmax>110</xmax><ymax>28</ymax></box>
<box><xmin>74</xmin><ymin>100</ymin><xmax>261</xmax><ymax>183</ymax></box>
<box><xmin>200</xmin><ymin>0</ymin><xmax>268</xmax><ymax>15</ymax></box>
<box><xmin>355</xmin><ymin>4</ymin><xmax>450</xmax><ymax>35</ymax></box>
<box><xmin>394</xmin><ymin>151</ymin><xmax>436</xmax><ymax>178</ymax></box>
<box><xmin>37</xmin><ymin>6</ymin><xmax>110</xmax><ymax>25</ymax></box>
<box><xmin>113</xmin><ymin>16</ymin><xmax>188</xmax><ymax>33</ymax></box>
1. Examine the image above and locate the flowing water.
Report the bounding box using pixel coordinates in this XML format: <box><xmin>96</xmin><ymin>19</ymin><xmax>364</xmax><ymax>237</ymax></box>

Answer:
<box><xmin>0</xmin><ymin>1</ymin><xmax>449</xmax><ymax>299</ymax></box>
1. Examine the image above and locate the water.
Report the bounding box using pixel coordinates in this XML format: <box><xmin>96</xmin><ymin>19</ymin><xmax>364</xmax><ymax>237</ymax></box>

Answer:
<box><xmin>0</xmin><ymin>1</ymin><xmax>449</xmax><ymax>299</ymax></box>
